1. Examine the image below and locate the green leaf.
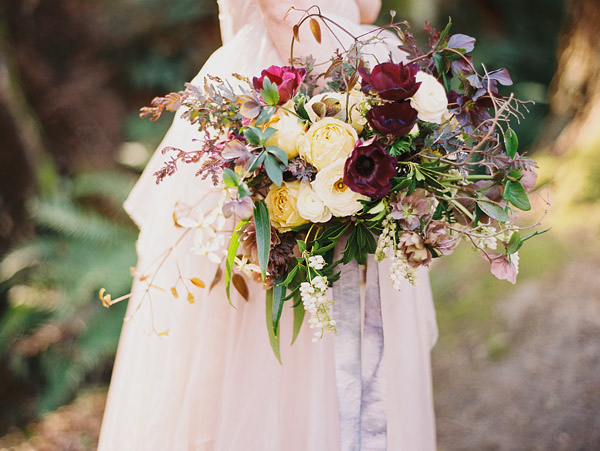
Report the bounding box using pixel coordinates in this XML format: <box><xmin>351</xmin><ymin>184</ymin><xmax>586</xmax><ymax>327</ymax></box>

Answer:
<box><xmin>433</xmin><ymin>53</ymin><xmax>450</xmax><ymax>92</ymax></box>
<box><xmin>504</xmin><ymin>180</ymin><xmax>531</xmax><ymax>211</ymax></box>
<box><xmin>477</xmin><ymin>200</ymin><xmax>510</xmax><ymax>222</ymax></box>
<box><xmin>291</xmin><ymin>293</ymin><xmax>305</xmax><ymax>345</ymax></box>
<box><xmin>504</xmin><ymin>127</ymin><xmax>519</xmax><ymax>158</ymax></box>
<box><xmin>279</xmin><ymin>263</ymin><xmax>300</xmax><ymax>287</ymax></box>
<box><xmin>297</xmin><ymin>240</ymin><xmax>307</xmax><ymax>253</ymax></box>
<box><xmin>262</xmin><ymin>127</ymin><xmax>278</xmax><ymax>144</ymax></box>
<box><xmin>265</xmin><ymin>289</ymin><xmax>281</xmax><ymax>363</ymax></box>
<box><xmin>225</xmin><ymin>220</ymin><xmax>249</xmax><ymax>305</ymax></box>
<box><xmin>255</xmin><ymin>105</ymin><xmax>276</xmax><ymax>125</ymax></box>
<box><xmin>505</xmin><ymin>231</ymin><xmax>522</xmax><ymax>254</ymax></box>
<box><xmin>267</xmin><ymin>145</ymin><xmax>288</xmax><ymax>166</ymax></box>
<box><xmin>222</xmin><ymin>168</ymin><xmax>239</xmax><ymax>188</ymax></box>
<box><xmin>436</xmin><ymin>18</ymin><xmax>453</xmax><ymax>49</ymax></box>
<box><xmin>254</xmin><ymin>200</ymin><xmax>271</xmax><ymax>280</ymax></box>
<box><xmin>248</xmin><ymin>152</ymin><xmax>266</xmax><ymax>172</ymax></box>
<box><xmin>244</xmin><ymin>127</ymin><xmax>263</xmax><ymax>146</ymax></box>
<box><xmin>272</xmin><ymin>283</ymin><xmax>285</xmax><ymax>332</ymax></box>
<box><xmin>261</xmin><ymin>78</ymin><xmax>280</xmax><ymax>106</ymax></box>
<box><xmin>264</xmin><ymin>154</ymin><xmax>283</xmax><ymax>187</ymax></box>
<box><xmin>521</xmin><ymin>227</ymin><xmax>551</xmax><ymax>242</ymax></box>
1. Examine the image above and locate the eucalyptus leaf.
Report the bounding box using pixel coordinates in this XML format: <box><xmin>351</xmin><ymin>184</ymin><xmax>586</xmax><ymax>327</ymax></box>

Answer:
<box><xmin>272</xmin><ymin>283</ymin><xmax>285</xmax><ymax>332</ymax></box>
<box><xmin>265</xmin><ymin>289</ymin><xmax>281</xmax><ymax>363</ymax></box>
<box><xmin>291</xmin><ymin>294</ymin><xmax>305</xmax><ymax>345</ymax></box>
<box><xmin>225</xmin><ymin>220</ymin><xmax>249</xmax><ymax>305</ymax></box>
<box><xmin>254</xmin><ymin>200</ymin><xmax>271</xmax><ymax>280</ymax></box>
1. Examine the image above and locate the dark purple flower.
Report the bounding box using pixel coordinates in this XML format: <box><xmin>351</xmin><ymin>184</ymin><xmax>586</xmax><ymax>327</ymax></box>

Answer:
<box><xmin>367</xmin><ymin>101</ymin><xmax>418</xmax><ymax>137</ymax></box>
<box><xmin>252</xmin><ymin>65</ymin><xmax>306</xmax><ymax>105</ymax></box>
<box><xmin>447</xmin><ymin>90</ymin><xmax>492</xmax><ymax>133</ymax></box>
<box><xmin>359</xmin><ymin>62</ymin><xmax>421</xmax><ymax>101</ymax></box>
<box><xmin>343</xmin><ymin>138</ymin><xmax>396</xmax><ymax>199</ymax></box>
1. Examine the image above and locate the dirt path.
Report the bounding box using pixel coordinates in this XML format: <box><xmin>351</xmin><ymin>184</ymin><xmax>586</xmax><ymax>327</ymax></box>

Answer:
<box><xmin>434</xmin><ymin>253</ymin><xmax>600</xmax><ymax>450</ymax></box>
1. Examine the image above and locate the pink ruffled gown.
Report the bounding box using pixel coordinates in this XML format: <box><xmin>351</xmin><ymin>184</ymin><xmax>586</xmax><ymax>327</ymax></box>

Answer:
<box><xmin>98</xmin><ymin>1</ymin><xmax>438</xmax><ymax>449</ymax></box>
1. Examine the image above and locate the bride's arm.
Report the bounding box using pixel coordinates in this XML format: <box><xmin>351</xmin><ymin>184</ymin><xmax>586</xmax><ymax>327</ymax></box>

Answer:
<box><xmin>356</xmin><ymin>0</ymin><xmax>381</xmax><ymax>24</ymax></box>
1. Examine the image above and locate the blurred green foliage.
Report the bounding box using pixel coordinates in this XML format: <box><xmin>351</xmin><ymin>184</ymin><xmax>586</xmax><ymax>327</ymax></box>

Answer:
<box><xmin>0</xmin><ymin>172</ymin><xmax>137</xmax><ymax>424</ymax></box>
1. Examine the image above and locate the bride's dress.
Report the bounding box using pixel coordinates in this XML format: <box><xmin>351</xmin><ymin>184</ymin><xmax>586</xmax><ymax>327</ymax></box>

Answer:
<box><xmin>98</xmin><ymin>1</ymin><xmax>438</xmax><ymax>450</ymax></box>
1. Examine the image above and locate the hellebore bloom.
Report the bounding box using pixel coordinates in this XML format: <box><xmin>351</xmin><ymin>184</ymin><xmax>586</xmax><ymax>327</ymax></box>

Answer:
<box><xmin>390</xmin><ymin>189</ymin><xmax>433</xmax><ymax>230</ymax></box>
<box><xmin>366</xmin><ymin>101</ymin><xmax>418</xmax><ymax>137</ymax></box>
<box><xmin>343</xmin><ymin>137</ymin><xmax>397</xmax><ymax>199</ymax></box>
<box><xmin>252</xmin><ymin>65</ymin><xmax>306</xmax><ymax>105</ymax></box>
<box><xmin>359</xmin><ymin>62</ymin><xmax>421</xmax><ymax>101</ymax></box>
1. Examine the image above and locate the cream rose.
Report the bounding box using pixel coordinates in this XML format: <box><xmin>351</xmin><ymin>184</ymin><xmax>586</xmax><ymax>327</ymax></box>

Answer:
<box><xmin>299</xmin><ymin>117</ymin><xmax>358</xmax><ymax>170</ymax></box>
<box><xmin>265</xmin><ymin>103</ymin><xmax>305</xmax><ymax>159</ymax></box>
<box><xmin>296</xmin><ymin>183</ymin><xmax>332</xmax><ymax>223</ymax></box>
<box><xmin>312</xmin><ymin>158</ymin><xmax>368</xmax><ymax>217</ymax></box>
<box><xmin>410</xmin><ymin>71</ymin><xmax>448</xmax><ymax>124</ymax></box>
<box><xmin>265</xmin><ymin>181</ymin><xmax>309</xmax><ymax>232</ymax></box>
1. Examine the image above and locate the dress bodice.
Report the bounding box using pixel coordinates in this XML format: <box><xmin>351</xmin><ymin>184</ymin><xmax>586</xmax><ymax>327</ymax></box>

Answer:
<box><xmin>217</xmin><ymin>0</ymin><xmax>363</xmax><ymax>44</ymax></box>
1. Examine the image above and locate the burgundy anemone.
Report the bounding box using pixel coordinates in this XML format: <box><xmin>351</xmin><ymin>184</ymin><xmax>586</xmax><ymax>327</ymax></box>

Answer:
<box><xmin>252</xmin><ymin>65</ymin><xmax>306</xmax><ymax>105</ymax></box>
<box><xmin>343</xmin><ymin>138</ymin><xmax>396</xmax><ymax>199</ymax></box>
<box><xmin>366</xmin><ymin>101</ymin><xmax>418</xmax><ymax>137</ymax></box>
<box><xmin>359</xmin><ymin>62</ymin><xmax>421</xmax><ymax>101</ymax></box>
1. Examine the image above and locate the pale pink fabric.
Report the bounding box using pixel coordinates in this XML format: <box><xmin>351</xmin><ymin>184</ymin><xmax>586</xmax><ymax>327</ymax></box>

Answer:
<box><xmin>98</xmin><ymin>1</ymin><xmax>437</xmax><ymax>449</ymax></box>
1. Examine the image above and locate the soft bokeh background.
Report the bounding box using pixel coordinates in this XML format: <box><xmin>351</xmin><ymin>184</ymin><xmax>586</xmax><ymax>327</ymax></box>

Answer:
<box><xmin>1</xmin><ymin>0</ymin><xmax>599</xmax><ymax>449</ymax></box>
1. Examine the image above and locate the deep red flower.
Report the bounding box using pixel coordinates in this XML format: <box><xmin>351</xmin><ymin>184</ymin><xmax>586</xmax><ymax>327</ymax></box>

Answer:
<box><xmin>252</xmin><ymin>65</ymin><xmax>306</xmax><ymax>105</ymax></box>
<box><xmin>343</xmin><ymin>138</ymin><xmax>397</xmax><ymax>199</ymax></box>
<box><xmin>367</xmin><ymin>101</ymin><xmax>418</xmax><ymax>137</ymax></box>
<box><xmin>359</xmin><ymin>62</ymin><xmax>421</xmax><ymax>101</ymax></box>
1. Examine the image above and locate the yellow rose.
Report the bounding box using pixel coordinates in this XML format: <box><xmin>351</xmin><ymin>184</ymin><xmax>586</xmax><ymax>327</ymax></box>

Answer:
<box><xmin>265</xmin><ymin>181</ymin><xmax>308</xmax><ymax>232</ymax></box>
<box><xmin>299</xmin><ymin>117</ymin><xmax>358</xmax><ymax>170</ymax></box>
<box><xmin>312</xmin><ymin>158</ymin><xmax>368</xmax><ymax>217</ymax></box>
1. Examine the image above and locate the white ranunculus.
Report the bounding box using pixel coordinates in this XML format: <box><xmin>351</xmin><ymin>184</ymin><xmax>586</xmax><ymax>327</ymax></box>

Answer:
<box><xmin>312</xmin><ymin>158</ymin><xmax>368</xmax><ymax>217</ymax></box>
<box><xmin>299</xmin><ymin>117</ymin><xmax>358</xmax><ymax>170</ymax></box>
<box><xmin>410</xmin><ymin>71</ymin><xmax>449</xmax><ymax>124</ymax></box>
<box><xmin>296</xmin><ymin>183</ymin><xmax>332</xmax><ymax>223</ymax></box>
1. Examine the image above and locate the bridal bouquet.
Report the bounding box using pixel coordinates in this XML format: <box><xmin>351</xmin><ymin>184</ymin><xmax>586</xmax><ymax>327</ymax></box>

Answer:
<box><xmin>106</xmin><ymin>11</ymin><xmax>545</xmax><ymax>356</ymax></box>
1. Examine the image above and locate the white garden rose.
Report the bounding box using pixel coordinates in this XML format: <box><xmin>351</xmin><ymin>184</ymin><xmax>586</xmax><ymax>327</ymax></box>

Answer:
<box><xmin>296</xmin><ymin>183</ymin><xmax>332</xmax><ymax>223</ymax></box>
<box><xmin>312</xmin><ymin>158</ymin><xmax>368</xmax><ymax>217</ymax></box>
<box><xmin>299</xmin><ymin>117</ymin><xmax>358</xmax><ymax>170</ymax></box>
<box><xmin>265</xmin><ymin>102</ymin><xmax>305</xmax><ymax>159</ymax></box>
<box><xmin>410</xmin><ymin>71</ymin><xmax>449</xmax><ymax>124</ymax></box>
<box><xmin>265</xmin><ymin>181</ymin><xmax>309</xmax><ymax>232</ymax></box>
